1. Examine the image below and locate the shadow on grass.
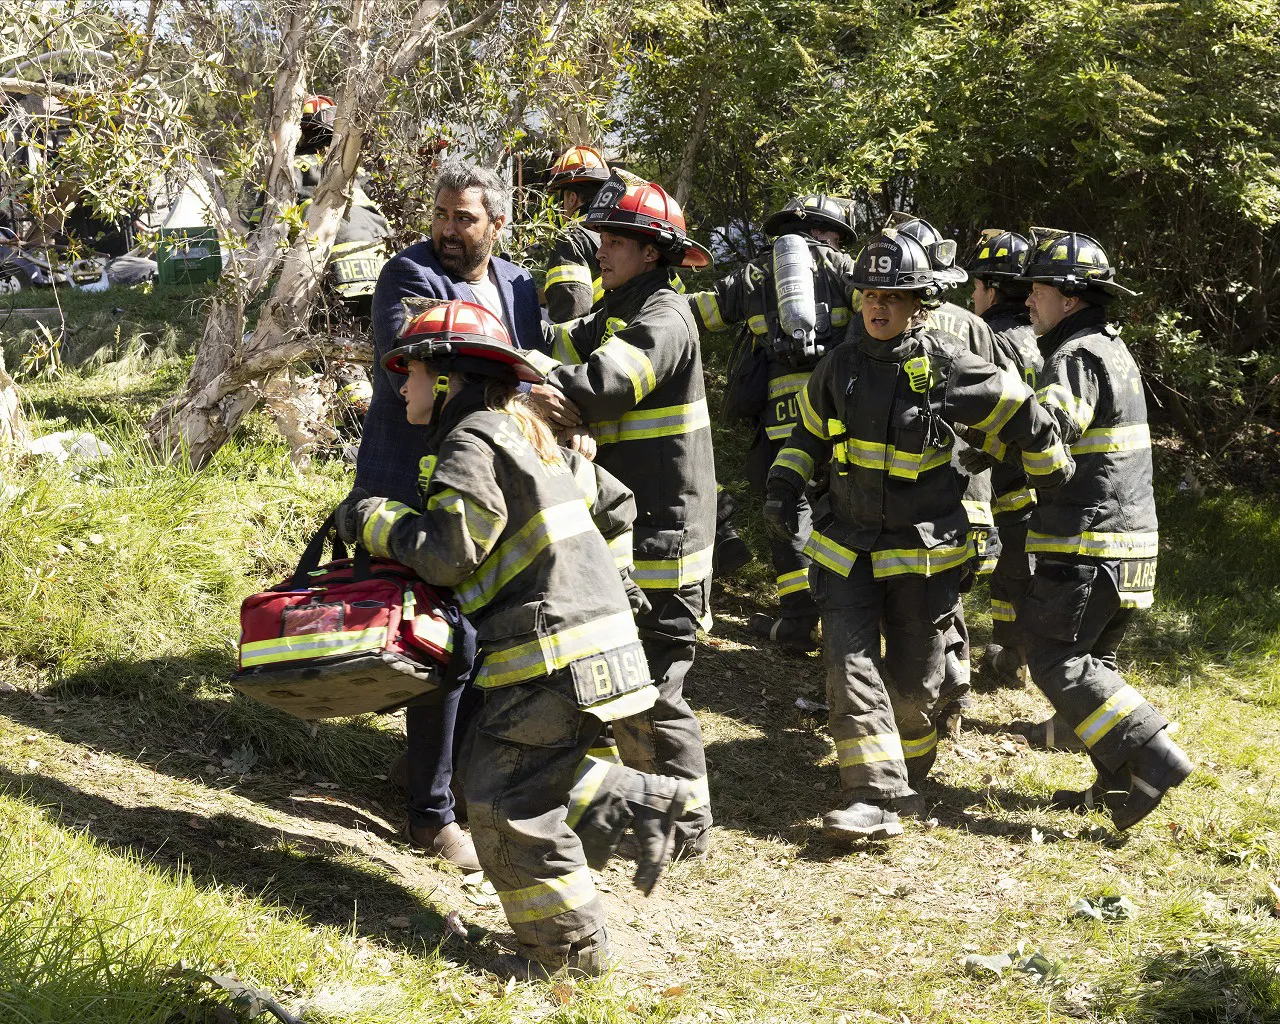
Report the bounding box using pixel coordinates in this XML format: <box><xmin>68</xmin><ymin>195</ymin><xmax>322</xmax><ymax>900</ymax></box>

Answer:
<box><xmin>1099</xmin><ymin>942</ymin><xmax>1280</xmax><ymax>1023</ymax></box>
<box><xmin>2</xmin><ymin>655</ymin><xmax>408</xmax><ymax>838</ymax></box>
<box><xmin>0</xmin><ymin>765</ymin><xmax>478</xmax><ymax>960</ymax></box>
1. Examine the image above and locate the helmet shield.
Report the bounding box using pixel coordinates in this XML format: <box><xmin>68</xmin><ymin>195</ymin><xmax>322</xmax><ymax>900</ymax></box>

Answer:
<box><xmin>884</xmin><ymin>212</ymin><xmax>968</xmax><ymax>285</ymax></box>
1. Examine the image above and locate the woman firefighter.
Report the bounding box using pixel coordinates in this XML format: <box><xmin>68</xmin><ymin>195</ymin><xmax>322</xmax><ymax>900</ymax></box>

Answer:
<box><xmin>764</xmin><ymin>229</ymin><xmax>1069</xmax><ymax>840</ymax></box>
<box><xmin>335</xmin><ymin>300</ymin><xmax>692</xmax><ymax>976</ymax></box>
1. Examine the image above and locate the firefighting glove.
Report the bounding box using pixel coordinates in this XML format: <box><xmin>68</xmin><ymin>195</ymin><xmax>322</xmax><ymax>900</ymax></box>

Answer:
<box><xmin>334</xmin><ymin>487</ymin><xmax>375</xmax><ymax>546</ymax></box>
<box><xmin>621</xmin><ymin>570</ymin><xmax>652</xmax><ymax>618</ymax></box>
<box><xmin>764</xmin><ymin>483</ymin><xmax>800</xmax><ymax>542</ymax></box>
<box><xmin>958</xmin><ymin>444</ymin><xmax>999</xmax><ymax>475</ymax></box>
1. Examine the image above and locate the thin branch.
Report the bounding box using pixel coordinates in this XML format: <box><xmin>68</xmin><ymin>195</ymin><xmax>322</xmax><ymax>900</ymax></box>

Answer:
<box><xmin>436</xmin><ymin>0</ymin><xmax>504</xmax><ymax>46</ymax></box>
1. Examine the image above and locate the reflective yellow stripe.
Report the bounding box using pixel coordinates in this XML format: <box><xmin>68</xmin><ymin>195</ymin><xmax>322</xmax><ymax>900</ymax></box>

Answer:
<box><xmin>796</xmin><ymin>385</ymin><xmax>827</xmax><ymax>438</ymax></box>
<box><xmin>831</xmin><ymin>306</ymin><xmax>850</xmax><ymax>327</ymax></box>
<box><xmin>901</xmin><ymin>729</ymin><xmax>938</xmax><ymax>760</ymax></box>
<box><xmin>979</xmin><ymin>431</ymin><xmax>1009</xmax><ymax>461</ymax></box>
<box><xmin>991</xmin><ymin>598</ymin><xmax>1016</xmax><ymax>622</ymax></box>
<box><xmin>589</xmin><ymin>683</ymin><xmax>659</xmax><ymax>722</ymax></box>
<box><xmin>1075</xmin><ymin>684</ymin><xmax>1145</xmax><ymax>748</ymax></box>
<box><xmin>973</xmin><ymin>367</ymin><xmax>1034</xmax><ymax>434</ymax></box>
<box><xmin>668</xmin><ymin>271</ymin><xmax>685</xmax><ymax>294</ymax></box>
<box><xmin>526</xmin><ymin>348</ymin><xmax>562</xmax><ymax>374</ymax></box>
<box><xmin>1025</xmin><ymin>530</ymin><xmax>1159</xmax><ymax>559</ymax></box>
<box><xmin>768</xmin><ymin>372</ymin><xmax>810</xmax><ymax>399</ymax></box>
<box><xmin>426</xmin><ymin>487</ymin><xmax>502</xmax><ymax>549</ymax></box>
<box><xmin>592</xmin><ymin>276</ymin><xmax>604</xmax><ymax>303</ymax></box>
<box><xmin>1071</xmin><ymin>423</ymin><xmax>1151</xmax><ymax>455</ymax></box>
<box><xmin>772</xmin><ymin>446</ymin><xmax>815</xmax><ymax>488</ymax></box>
<box><xmin>836</xmin><ymin>732</ymin><xmax>904</xmax><ymax>767</ymax></box>
<box><xmin>994</xmin><ymin>487</ymin><xmax>1035</xmax><ymax>515</ymax></box>
<box><xmin>870</xmin><ymin>543</ymin><xmax>971</xmax><ymax>579</ymax></box>
<box><xmin>600</xmin><ymin>337</ymin><xmax>658</xmax><ymax>403</ymax></box>
<box><xmin>693</xmin><ymin>291</ymin><xmax>727</xmax><ymax>332</ymax></box>
<box><xmin>832</xmin><ymin>437</ymin><xmax>951</xmax><ymax>480</ymax></box>
<box><xmin>572</xmin><ymin>456</ymin><xmax>598</xmax><ymax>506</ymax></box>
<box><xmin>962</xmin><ymin>499</ymin><xmax>994</xmax><ymax>527</ymax></box>
<box><xmin>456</xmin><ymin>500</ymin><xmax>596</xmax><ymax>613</ymax></box>
<box><xmin>684</xmin><ymin>774</ymin><xmax>710</xmax><ymax>812</ymax></box>
<box><xmin>1023</xmin><ymin>439</ymin><xmax>1071</xmax><ymax>477</ymax></box>
<box><xmin>479</xmin><ymin>610</ymin><xmax>641</xmax><ymax>687</ymax></box>
<box><xmin>803</xmin><ymin>529</ymin><xmax>858</xmax><ymax>576</ymax></box>
<box><xmin>766</xmin><ymin>422</ymin><xmax>796</xmax><ymax>441</ymax></box>
<box><xmin>546</xmin><ymin>262</ymin><xmax>593</xmax><ymax>290</ymax></box>
<box><xmin>587</xmin><ymin>743</ymin><xmax>621</xmax><ymax>764</ymax></box>
<box><xmin>594</xmin><ymin>398</ymin><xmax>711</xmax><ymax>444</ymax></box>
<box><xmin>777</xmin><ymin>568</ymin><xmax>809</xmax><ymax>596</ymax></box>
<box><xmin>748</xmin><ymin>314</ymin><xmax>769</xmax><ymax>335</ymax></box>
<box><xmin>565</xmin><ymin>755</ymin><xmax>613</xmax><ymax>829</ymax></box>
<box><xmin>241</xmin><ymin>627</ymin><xmax>388</xmax><ymax>667</ymax></box>
<box><xmin>549</xmin><ymin>324</ymin><xmax>585</xmax><ymax>366</ymax></box>
<box><xmin>608</xmin><ymin>530</ymin><xmax>634</xmax><ymax>569</ymax></box>
<box><xmin>497</xmin><ymin>865</ymin><xmax>597</xmax><ymax>924</ymax></box>
<box><xmin>362</xmin><ymin>500</ymin><xmax>415</xmax><ymax>557</ymax></box>
<box><xmin>633</xmin><ymin>543</ymin><xmax>714</xmax><ymax>590</ymax></box>
<box><xmin>1038</xmin><ymin>382</ymin><xmax>1095</xmax><ymax>433</ymax></box>
<box><xmin>1118</xmin><ymin>590</ymin><xmax>1155</xmax><ymax>609</ymax></box>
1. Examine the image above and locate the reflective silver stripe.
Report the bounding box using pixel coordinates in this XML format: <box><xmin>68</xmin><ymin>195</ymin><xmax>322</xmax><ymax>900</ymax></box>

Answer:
<box><xmin>546</xmin><ymin>263</ymin><xmax>592</xmax><ymax>289</ymax></box>
<box><xmin>973</xmin><ymin>367</ymin><xmax>1033</xmax><ymax>435</ymax></box>
<box><xmin>901</xmin><ymin>729</ymin><xmax>938</xmax><ymax>760</ymax></box>
<box><xmin>479</xmin><ymin>610</ymin><xmax>640</xmax><ymax>687</ymax></box>
<box><xmin>870</xmin><ymin>543</ymin><xmax>971</xmax><ymax>579</ymax></box>
<box><xmin>994</xmin><ymin>487</ymin><xmax>1035</xmax><ymax>515</ymax></box>
<box><xmin>497</xmin><ymin>865</ymin><xmax>597</xmax><ymax>923</ymax></box>
<box><xmin>836</xmin><ymin>732</ymin><xmax>904</xmax><ymax>767</ymax></box>
<box><xmin>1070</xmin><ymin>423</ymin><xmax>1151</xmax><ymax>455</ymax></box>
<box><xmin>772</xmin><ymin>446</ymin><xmax>815</xmax><ymax>487</ymax></box>
<box><xmin>608</xmin><ymin>530</ymin><xmax>634</xmax><ymax>569</ymax></box>
<box><xmin>768</xmin><ymin>373</ymin><xmax>810</xmax><ymax>399</ymax></box>
<box><xmin>694</xmin><ymin>291</ymin><xmax>727</xmax><ymax>332</ymax></box>
<box><xmin>1038</xmin><ymin>382</ymin><xmax>1095</xmax><ymax>433</ymax></box>
<box><xmin>426</xmin><ymin>488</ymin><xmax>502</xmax><ymax>549</ymax></box>
<box><xmin>565</xmin><ymin>755</ymin><xmax>614</xmax><ymax>829</ymax></box>
<box><xmin>633</xmin><ymin>543</ymin><xmax>714</xmax><ymax>590</ymax></box>
<box><xmin>1025</xmin><ymin>530</ymin><xmax>1159</xmax><ymax>559</ymax></box>
<box><xmin>1075</xmin><ymin>684</ymin><xmax>1145</xmax><ymax>748</ymax></box>
<box><xmin>1023</xmin><ymin>439</ymin><xmax>1071</xmax><ymax>477</ymax></box>
<box><xmin>455</xmin><ymin>500</ymin><xmax>596</xmax><ymax>613</ymax></box>
<box><xmin>526</xmin><ymin>348</ymin><xmax>563</xmax><ymax>374</ymax></box>
<box><xmin>600</xmin><ymin>337</ymin><xmax>658</xmax><ymax>403</ymax></box>
<box><xmin>241</xmin><ymin>627</ymin><xmax>388</xmax><ymax>667</ymax></box>
<box><xmin>796</xmin><ymin>385</ymin><xmax>827</xmax><ymax>438</ymax></box>
<box><xmin>589</xmin><ymin>684</ymin><xmax>659</xmax><ymax>722</ymax></box>
<box><xmin>747</xmin><ymin>314</ymin><xmax>769</xmax><ymax>335</ymax></box>
<box><xmin>962</xmin><ymin>499</ymin><xmax>994</xmax><ymax>527</ymax></box>
<box><xmin>803</xmin><ymin>529</ymin><xmax>857</xmax><ymax>576</ymax></box>
<box><xmin>593</xmin><ymin>398</ymin><xmax>711</xmax><ymax>444</ymax></box>
<box><xmin>777</xmin><ymin>568</ymin><xmax>809</xmax><ymax>596</ymax></box>
<box><xmin>362</xmin><ymin>500</ymin><xmax>415</xmax><ymax>557</ymax></box>
<box><xmin>991</xmin><ymin>598</ymin><xmax>1016</xmax><ymax>622</ymax></box>
<box><xmin>683</xmin><ymin>774</ymin><xmax>710</xmax><ymax>812</ymax></box>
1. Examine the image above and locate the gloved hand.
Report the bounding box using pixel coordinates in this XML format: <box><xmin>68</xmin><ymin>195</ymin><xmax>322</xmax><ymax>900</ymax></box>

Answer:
<box><xmin>334</xmin><ymin>487</ymin><xmax>374</xmax><ymax>545</ymax></box>
<box><xmin>764</xmin><ymin>484</ymin><xmax>800</xmax><ymax>542</ymax></box>
<box><xmin>621</xmin><ymin>570</ymin><xmax>652</xmax><ymax>618</ymax></box>
<box><xmin>958</xmin><ymin>444</ymin><xmax>999</xmax><ymax>475</ymax></box>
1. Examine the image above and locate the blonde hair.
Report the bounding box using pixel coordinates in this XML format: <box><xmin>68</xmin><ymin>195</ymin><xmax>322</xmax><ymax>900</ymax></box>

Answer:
<box><xmin>483</xmin><ymin>378</ymin><xmax>562</xmax><ymax>465</ymax></box>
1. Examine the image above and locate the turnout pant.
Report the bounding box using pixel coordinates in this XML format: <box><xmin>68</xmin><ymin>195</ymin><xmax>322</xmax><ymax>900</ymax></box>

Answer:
<box><xmin>1019</xmin><ymin>556</ymin><xmax>1166</xmax><ymax>774</ymax></box>
<box><xmin>813</xmin><ymin>559</ymin><xmax>961</xmax><ymax>800</ymax></box>
<box><xmin>465</xmin><ymin>671</ymin><xmax>645</xmax><ymax>970</ymax></box>
<box><xmin>990</xmin><ymin>520</ymin><xmax>1033</xmax><ymax>651</ymax></box>
<box><xmin>936</xmin><ymin>606</ymin><xmax>973</xmax><ymax>714</ymax></box>
<box><xmin>405</xmin><ymin>683</ymin><xmax>481</xmax><ymax>830</ymax></box>
<box><xmin>751</xmin><ymin>433</ymin><xmax>818</xmax><ymax>619</ymax></box>
<box><xmin>614</xmin><ymin>578</ymin><xmax>713</xmax><ymax>847</ymax></box>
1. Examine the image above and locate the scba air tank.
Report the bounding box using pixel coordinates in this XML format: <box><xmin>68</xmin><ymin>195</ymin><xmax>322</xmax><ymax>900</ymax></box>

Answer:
<box><xmin>772</xmin><ymin>233</ymin><xmax>818</xmax><ymax>364</ymax></box>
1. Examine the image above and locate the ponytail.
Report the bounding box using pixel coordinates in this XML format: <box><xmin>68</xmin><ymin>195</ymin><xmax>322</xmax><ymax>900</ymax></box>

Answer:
<box><xmin>483</xmin><ymin>379</ymin><xmax>562</xmax><ymax>465</ymax></box>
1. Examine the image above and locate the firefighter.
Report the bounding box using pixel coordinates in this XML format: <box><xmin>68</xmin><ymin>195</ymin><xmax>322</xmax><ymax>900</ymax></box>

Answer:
<box><xmin>526</xmin><ymin>172</ymin><xmax>716</xmax><ymax>855</ymax></box>
<box><xmin>964</xmin><ymin>230</ymin><xmax>1044</xmax><ymax>691</ymax></box>
<box><xmin>764</xmin><ymin>228</ymin><xmax>1068</xmax><ymax>839</ymax></box>
<box><xmin>1012</xmin><ymin>230</ymin><xmax>1192</xmax><ymax>828</ymax></box>
<box><xmin>543</xmin><ymin>145</ymin><xmax>610</xmax><ymax>322</ymax></box>
<box><xmin>688</xmin><ymin>194</ymin><xmax>859</xmax><ymax>650</ymax></box>
<box><xmin>335</xmin><ymin>300</ymin><xmax>695</xmax><ymax>976</ymax></box>
<box><xmin>885</xmin><ymin>213</ymin><xmax>1009</xmax><ymax>732</ymax></box>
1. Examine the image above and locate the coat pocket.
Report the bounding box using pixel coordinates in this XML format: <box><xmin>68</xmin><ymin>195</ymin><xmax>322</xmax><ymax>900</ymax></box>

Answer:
<box><xmin>1020</xmin><ymin>560</ymin><xmax>1097</xmax><ymax>643</ymax></box>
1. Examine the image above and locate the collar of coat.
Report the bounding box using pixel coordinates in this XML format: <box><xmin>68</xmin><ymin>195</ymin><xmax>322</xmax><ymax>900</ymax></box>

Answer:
<box><xmin>1037</xmin><ymin>303</ymin><xmax>1111</xmax><ymax>357</ymax></box>
<box><xmin>983</xmin><ymin>298</ymin><xmax>1032</xmax><ymax>325</ymax></box>
<box><xmin>856</xmin><ymin>322</ymin><xmax>931</xmax><ymax>363</ymax></box>
<box><xmin>428</xmin><ymin>381</ymin><xmax>491</xmax><ymax>449</ymax></box>
<box><xmin>602</xmin><ymin>266</ymin><xmax>673</xmax><ymax>313</ymax></box>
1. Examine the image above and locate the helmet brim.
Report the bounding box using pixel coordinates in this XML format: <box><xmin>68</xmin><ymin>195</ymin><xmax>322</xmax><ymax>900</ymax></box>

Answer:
<box><xmin>762</xmin><ymin>209</ymin><xmax>856</xmax><ymax>244</ymax></box>
<box><xmin>383</xmin><ymin>336</ymin><xmax>546</xmax><ymax>383</ymax></box>
<box><xmin>679</xmin><ymin>238</ymin><xmax>713</xmax><ymax>269</ymax></box>
<box><xmin>547</xmin><ymin>168</ymin><xmax>611</xmax><ymax>191</ymax></box>
<box><xmin>1023</xmin><ymin>273</ymin><xmax>1140</xmax><ymax>298</ymax></box>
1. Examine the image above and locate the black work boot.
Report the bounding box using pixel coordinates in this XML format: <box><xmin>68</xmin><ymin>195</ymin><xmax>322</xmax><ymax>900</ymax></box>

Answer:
<box><xmin>981</xmin><ymin>644</ymin><xmax>1028</xmax><ymax>688</ymax></box>
<box><xmin>1109</xmin><ymin>729</ymin><xmax>1194</xmax><ymax>831</ymax></box>
<box><xmin>822</xmin><ymin>799</ymin><xmax>903</xmax><ymax>840</ymax></box>
<box><xmin>627</xmin><ymin>775</ymin><xmax>693</xmax><ymax>895</ymax></box>
<box><xmin>714</xmin><ymin>491</ymin><xmax>753</xmax><ymax>578</ymax></box>
<box><xmin>492</xmin><ymin>930</ymin><xmax>610</xmax><ymax>980</ymax></box>
<box><xmin>1050</xmin><ymin>758</ymin><xmax>1129</xmax><ymax>814</ymax></box>
<box><xmin>749</xmin><ymin>612</ymin><xmax>820</xmax><ymax>652</ymax></box>
<box><xmin>1012</xmin><ymin>713</ymin><xmax>1085</xmax><ymax>752</ymax></box>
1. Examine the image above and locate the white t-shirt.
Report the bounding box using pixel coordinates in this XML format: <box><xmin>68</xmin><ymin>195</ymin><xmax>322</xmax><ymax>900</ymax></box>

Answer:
<box><xmin>468</xmin><ymin>266</ymin><xmax>505</xmax><ymax>324</ymax></box>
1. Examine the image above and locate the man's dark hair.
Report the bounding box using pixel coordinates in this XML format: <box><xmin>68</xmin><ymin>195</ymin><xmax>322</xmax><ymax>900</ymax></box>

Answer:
<box><xmin>433</xmin><ymin>160</ymin><xmax>509</xmax><ymax>221</ymax></box>
<box><xmin>563</xmin><ymin>182</ymin><xmax>602</xmax><ymax>207</ymax></box>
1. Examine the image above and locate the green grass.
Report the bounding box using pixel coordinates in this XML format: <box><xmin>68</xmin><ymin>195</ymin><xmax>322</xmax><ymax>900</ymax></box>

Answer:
<box><xmin>1</xmin><ymin>324</ymin><xmax>1280</xmax><ymax>1021</ymax></box>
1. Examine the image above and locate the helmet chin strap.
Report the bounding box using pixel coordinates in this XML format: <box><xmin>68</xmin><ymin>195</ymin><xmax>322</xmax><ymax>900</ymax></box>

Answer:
<box><xmin>428</xmin><ymin>373</ymin><xmax>450</xmax><ymax>430</ymax></box>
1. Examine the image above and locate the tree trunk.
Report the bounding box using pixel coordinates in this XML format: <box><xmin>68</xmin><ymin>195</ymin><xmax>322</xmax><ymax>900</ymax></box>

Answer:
<box><xmin>674</xmin><ymin>84</ymin><xmax>712</xmax><ymax>208</ymax></box>
<box><xmin>0</xmin><ymin>347</ymin><xmax>26</xmax><ymax>447</ymax></box>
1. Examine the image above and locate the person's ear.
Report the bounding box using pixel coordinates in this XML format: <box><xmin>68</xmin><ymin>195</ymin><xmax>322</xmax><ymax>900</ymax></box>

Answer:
<box><xmin>643</xmin><ymin>243</ymin><xmax>661</xmax><ymax>267</ymax></box>
<box><xmin>490</xmin><ymin>212</ymin><xmax>507</xmax><ymax>235</ymax></box>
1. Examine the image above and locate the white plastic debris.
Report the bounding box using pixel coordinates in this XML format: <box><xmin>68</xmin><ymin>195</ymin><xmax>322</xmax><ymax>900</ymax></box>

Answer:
<box><xmin>24</xmin><ymin>431</ymin><xmax>115</xmax><ymax>466</ymax></box>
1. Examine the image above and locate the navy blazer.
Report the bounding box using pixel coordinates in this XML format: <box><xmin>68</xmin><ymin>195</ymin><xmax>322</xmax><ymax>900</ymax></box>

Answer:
<box><xmin>355</xmin><ymin>240</ymin><xmax>546</xmax><ymax>504</ymax></box>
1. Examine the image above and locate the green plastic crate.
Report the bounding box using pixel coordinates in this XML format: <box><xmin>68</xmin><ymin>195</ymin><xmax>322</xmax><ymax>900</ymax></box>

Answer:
<box><xmin>157</xmin><ymin>226</ymin><xmax>222</xmax><ymax>286</ymax></box>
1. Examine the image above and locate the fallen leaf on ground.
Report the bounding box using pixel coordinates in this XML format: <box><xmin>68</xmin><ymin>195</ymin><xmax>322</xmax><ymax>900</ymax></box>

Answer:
<box><xmin>663</xmin><ymin>985</ymin><xmax>686</xmax><ymax>998</ymax></box>
<box><xmin>444</xmin><ymin>910</ymin><xmax>469</xmax><ymax>940</ymax></box>
<box><xmin>1073</xmin><ymin>895</ymin><xmax>1136</xmax><ymax>922</ymax></box>
<box><xmin>550</xmin><ymin>982</ymin><xmax>574</xmax><ymax>1005</ymax></box>
<box><xmin>385</xmin><ymin>917</ymin><xmax>410</xmax><ymax>930</ymax></box>
<box><xmin>1266</xmin><ymin>879</ymin><xmax>1280</xmax><ymax>916</ymax></box>
<box><xmin>963</xmin><ymin>952</ymin><xmax>1012</xmax><ymax>977</ymax></box>
<box><xmin>1014</xmin><ymin>951</ymin><xmax>1056</xmax><ymax>982</ymax></box>
<box><xmin>462</xmin><ymin>876</ymin><xmax>499</xmax><ymax>907</ymax></box>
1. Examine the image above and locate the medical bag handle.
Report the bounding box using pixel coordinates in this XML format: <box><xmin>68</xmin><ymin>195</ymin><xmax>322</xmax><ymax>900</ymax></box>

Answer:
<box><xmin>290</xmin><ymin>511</ymin><xmax>372</xmax><ymax>588</ymax></box>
